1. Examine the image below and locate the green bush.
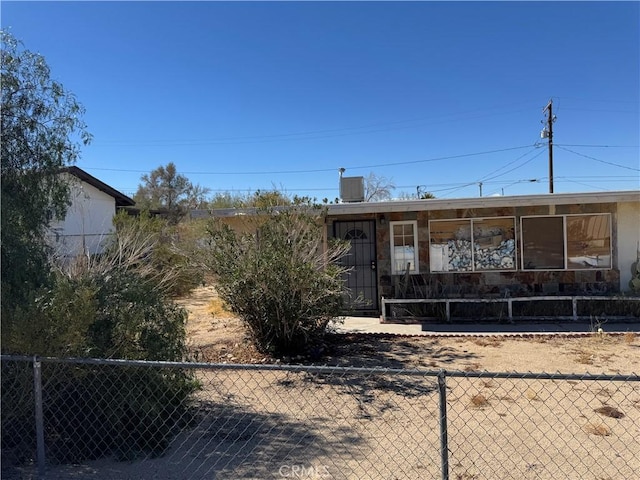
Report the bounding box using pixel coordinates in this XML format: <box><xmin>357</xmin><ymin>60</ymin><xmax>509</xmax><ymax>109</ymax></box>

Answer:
<box><xmin>202</xmin><ymin>203</ymin><xmax>350</xmax><ymax>357</ymax></box>
<box><xmin>1</xmin><ymin>220</ymin><xmax>199</xmax><ymax>465</ymax></box>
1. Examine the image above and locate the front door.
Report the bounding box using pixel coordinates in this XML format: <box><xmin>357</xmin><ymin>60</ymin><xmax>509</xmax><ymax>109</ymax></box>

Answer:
<box><xmin>333</xmin><ymin>220</ymin><xmax>378</xmax><ymax>311</ymax></box>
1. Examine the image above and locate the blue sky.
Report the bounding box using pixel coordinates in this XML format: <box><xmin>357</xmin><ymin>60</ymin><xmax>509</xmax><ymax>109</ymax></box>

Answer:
<box><xmin>3</xmin><ymin>1</ymin><xmax>639</xmax><ymax>200</ymax></box>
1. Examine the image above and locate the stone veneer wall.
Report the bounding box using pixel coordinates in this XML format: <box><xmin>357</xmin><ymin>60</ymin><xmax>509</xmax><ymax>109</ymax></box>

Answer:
<box><xmin>370</xmin><ymin>202</ymin><xmax>620</xmax><ymax>299</ymax></box>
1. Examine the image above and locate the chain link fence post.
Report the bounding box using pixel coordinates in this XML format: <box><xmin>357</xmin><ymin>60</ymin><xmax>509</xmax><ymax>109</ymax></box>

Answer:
<box><xmin>32</xmin><ymin>356</ymin><xmax>46</xmax><ymax>478</ymax></box>
<box><xmin>438</xmin><ymin>369</ymin><xmax>449</xmax><ymax>480</ymax></box>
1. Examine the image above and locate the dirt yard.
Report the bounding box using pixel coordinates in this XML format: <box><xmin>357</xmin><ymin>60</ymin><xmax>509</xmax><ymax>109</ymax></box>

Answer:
<box><xmin>18</xmin><ymin>286</ymin><xmax>639</xmax><ymax>480</ymax></box>
<box><xmin>178</xmin><ymin>286</ymin><xmax>640</xmax><ymax>375</ymax></box>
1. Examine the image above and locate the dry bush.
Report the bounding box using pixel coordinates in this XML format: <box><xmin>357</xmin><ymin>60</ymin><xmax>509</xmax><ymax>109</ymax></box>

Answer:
<box><xmin>583</xmin><ymin>423</ymin><xmax>611</xmax><ymax>436</ymax></box>
<box><xmin>470</xmin><ymin>394</ymin><xmax>489</xmax><ymax>408</ymax></box>
<box><xmin>472</xmin><ymin>337</ymin><xmax>504</xmax><ymax>348</ymax></box>
<box><xmin>464</xmin><ymin>362</ymin><xmax>483</xmax><ymax>372</ymax></box>
<box><xmin>623</xmin><ymin>332</ymin><xmax>636</xmax><ymax>344</ymax></box>
<box><xmin>595</xmin><ymin>405</ymin><xmax>625</xmax><ymax>419</ymax></box>
<box><xmin>574</xmin><ymin>350</ymin><xmax>595</xmax><ymax>365</ymax></box>
<box><xmin>455</xmin><ymin>473</ymin><xmax>479</xmax><ymax>480</ymax></box>
<box><xmin>525</xmin><ymin>389</ymin><xmax>541</xmax><ymax>401</ymax></box>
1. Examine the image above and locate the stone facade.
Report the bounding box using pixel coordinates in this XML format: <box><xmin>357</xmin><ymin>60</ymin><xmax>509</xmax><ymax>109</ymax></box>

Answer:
<box><xmin>329</xmin><ymin>202</ymin><xmax>621</xmax><ymax>301</ymax></box>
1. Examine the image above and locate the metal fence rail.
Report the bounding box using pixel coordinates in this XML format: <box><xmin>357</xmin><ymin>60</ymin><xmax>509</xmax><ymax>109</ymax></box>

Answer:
<box><xmin>1</xmin><ymin>355</ymin><xmax>639</xmax><ymax>480</ymax></box>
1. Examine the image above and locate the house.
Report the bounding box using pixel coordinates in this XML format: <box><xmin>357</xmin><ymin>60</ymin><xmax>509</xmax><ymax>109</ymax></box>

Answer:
<box><xmin>48</xmin><ymin>166</ymin><xmax>135</xmax><ymax>259</ymax></box>
<box><xmin>325</xmin><ymin>190</ymin><xmax>640</xmax><ymax>320</ymax></box>
<box><xmin>192</xmin><ymin>189</ymin><xmax>640</xmax><ymax>321</ymax></box>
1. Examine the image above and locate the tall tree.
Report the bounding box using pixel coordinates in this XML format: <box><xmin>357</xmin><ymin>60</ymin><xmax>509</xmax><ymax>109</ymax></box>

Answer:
<box><xmin>1</xmin><ymin>30</ymin><xmax>91</xmax><ymax>313</ymax></box>
<box><xmin>134</xmin><ymin>162</ymin><xmax>208</xmax><ymax>221</ymax></box>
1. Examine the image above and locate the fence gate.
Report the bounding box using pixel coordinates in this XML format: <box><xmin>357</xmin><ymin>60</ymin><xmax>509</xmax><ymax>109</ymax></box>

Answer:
<box><xmin>333</xmin><ymin>220</ymin><xmax>378</xmax><ymax>311</ymax></box>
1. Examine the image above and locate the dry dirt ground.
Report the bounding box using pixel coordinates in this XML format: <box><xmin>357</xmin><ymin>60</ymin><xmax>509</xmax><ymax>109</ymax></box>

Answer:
<box><xmin>178</xmin><ymin>286</ymin><xmax>640</xmax><ymax>375</ymax></box>
<box><xmin>18</xmin><ymin>286</ymin><xmax>640</xmax><ymax>480</ymax></box>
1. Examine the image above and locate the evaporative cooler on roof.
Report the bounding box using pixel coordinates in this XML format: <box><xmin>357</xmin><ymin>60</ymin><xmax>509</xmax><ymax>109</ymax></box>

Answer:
<box><xmin>340</xmin><ymin>176</ymin><xmax>365</xmax><ymax>203</ymax></box>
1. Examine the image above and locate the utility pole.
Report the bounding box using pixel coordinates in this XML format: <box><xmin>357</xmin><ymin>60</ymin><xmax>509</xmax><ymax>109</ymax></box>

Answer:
<box><xmin>542</xmin><ymin>99</ymin><xmax>556</xmax><ymax>193</ymax></box>
<box><xmin>478</xmin><ymin>182</ymin><xmax>483</xmax><ymax>197</ymax></box>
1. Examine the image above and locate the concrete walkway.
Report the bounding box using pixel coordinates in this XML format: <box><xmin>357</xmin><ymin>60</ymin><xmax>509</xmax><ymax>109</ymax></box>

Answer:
<box><xmin>332</xmin><ymin>316</ymin><xmax>639</xmax><ymax>336</ymax></box>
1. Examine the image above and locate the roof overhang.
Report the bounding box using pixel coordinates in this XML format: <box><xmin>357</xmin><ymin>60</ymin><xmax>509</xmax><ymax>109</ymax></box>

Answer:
<box><xmin>325</xmin><ymin>190</ymin><xmax>640</xmax><ymax>216</ymax></box>
<box><xmin>62</xmin><ymin>166</ymin><xmax>135</xmax><ymax>207</ymax></box>
<box><xmin>191</xmin><ymin>190</ymin><xmax>640</xmax><ymax>220</ymax></box>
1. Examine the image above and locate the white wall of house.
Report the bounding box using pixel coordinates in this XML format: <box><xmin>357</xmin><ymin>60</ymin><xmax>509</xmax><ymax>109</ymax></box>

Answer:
<box><xmin>617</xmin><ymin>201</ymin><xmax>640</xmax><ymax>292</ymax></box>
<box><xmin>48</xmin><ymin>177</ymin><xmax>117</xmax><ymax>258</ymax></box>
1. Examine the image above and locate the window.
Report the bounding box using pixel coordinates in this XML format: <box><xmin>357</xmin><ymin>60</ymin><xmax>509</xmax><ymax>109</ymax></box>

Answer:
<box><xmin>521</xmin><ymin>217</ymin><xmax>564</xmax><ymax>269</ymax></box>
<box><xmin>521</xmin><ymin>214</ymin><xmax>611</xmax><ymax>270</ymax></box>
<box><xmin>429</xmin><ymin>220</ymin><xmax>472</xmax><ymax>272</ymax></box>
<box><xmin>390</xmin><ymin>221</ymin><xmax>419</xmax><ymax>274</ymax></box>
<box><xmin>344</xmin><ymin>229</ymin><xmax>367</xmax><ymax>240</ymax></box>
<box><xmin>473</xmin><ymin>218</ymin><xmax>517</xmax><ymax>271</ymax></box>
<box><xmin>566</xmin><ymin>214</ymin><xmax>611</xmax><ymax>269</ymax></box>
<box><xmin>429</xmin><ymin>217</ymin><xmax>516</xmax><ymax>272</ymax></box>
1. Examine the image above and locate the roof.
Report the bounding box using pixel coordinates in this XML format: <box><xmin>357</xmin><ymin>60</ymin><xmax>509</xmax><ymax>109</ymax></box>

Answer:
<box><xmin>191</xmin><ymin>190</ymin><xmax>639</xmax><ymax>219</ymax></box>
<box><xmin>62</xmin><ymin>166</ymin><xmax>135</xmax><ymax>207</ymax></box>
<box><xmin>325</xmin><ymin>190</ymin><xmax>640</xmax><ymax>216</ymax></box>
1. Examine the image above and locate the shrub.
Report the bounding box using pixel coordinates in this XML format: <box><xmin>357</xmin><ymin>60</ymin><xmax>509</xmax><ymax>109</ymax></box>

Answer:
<box><xmin>1</xmin><ymin>218</ymin><xmax>198</xmax><ymax>465</ymax></box>
<box><xmin>201</xmin><ymin>203</ymin><xmax>350</xmax><ymax>357</ymax></box>
<box><xmin>111</xmin><ymin>211</ymin><xmax>205</xmax><ymax>297</ymax></box>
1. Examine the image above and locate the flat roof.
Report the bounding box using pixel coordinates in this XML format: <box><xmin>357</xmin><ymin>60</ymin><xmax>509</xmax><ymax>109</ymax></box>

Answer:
<box><xmin>192</xmin><ymin>190</ymin><xmax>639</xmax><ymax>219</ymax></box>
<box><xmin>325</xmin><ymin>190</ymin><xmax>640</xmax><ymax>216</ymax></box>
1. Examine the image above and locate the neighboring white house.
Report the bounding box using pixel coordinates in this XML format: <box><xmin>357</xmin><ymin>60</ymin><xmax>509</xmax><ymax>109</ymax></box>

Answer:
<box><xmin>48</xmin><ymin>166</ymin><xmax>135</xmax><ymax>259</ymax></box>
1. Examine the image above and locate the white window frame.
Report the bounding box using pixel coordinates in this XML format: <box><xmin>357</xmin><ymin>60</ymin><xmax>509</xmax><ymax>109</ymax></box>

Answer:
<box><xmin>390</xmin><ymin>220</ymin><xmax>419</xmax><ymax>275</ymax></box>
<box><xmin>520</xmin><ymin>213</ymin><xmax>612</xmax><ymax>271</ymax></box>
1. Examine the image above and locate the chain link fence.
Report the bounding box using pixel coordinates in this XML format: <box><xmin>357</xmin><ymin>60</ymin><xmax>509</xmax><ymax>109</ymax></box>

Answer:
<box><xmin>2</xmin><ymin>355</ymin><xmax>639</xmax><ymax>480</ymax></box>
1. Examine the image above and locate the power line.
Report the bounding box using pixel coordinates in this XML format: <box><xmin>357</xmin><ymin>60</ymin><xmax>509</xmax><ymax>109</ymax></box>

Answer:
<box><xmin>82</xmin><ymin>144</ymin><xmax>535</xmax><ymax>176</ymax></box>
<box><xmin>556</xmin><ymin>144</ymin><xmax>640</xmax><ymax>148</ymax></box>
<box><xmin>91</xmin><ymin>103</ymin><xmax>539</xmax><ymax>147</ymax></box>
<box><xmin>556</xmin><ymin>146</ymin><xmax>640</xmax><ymax>172</ymax></box>
<box><xmin>441</xmin><ymin>148</ymin><xmax>545</xmax><ymax>198</ymax></box>
<box><xmin>476</xmin><ymin>147</ymin><xmax>542</xmax><ymax>183</ymax></box>
<box><xmin>118</xmin><ymin>174</ymin><xmax>639</xmax><ymax>197</ymax></box>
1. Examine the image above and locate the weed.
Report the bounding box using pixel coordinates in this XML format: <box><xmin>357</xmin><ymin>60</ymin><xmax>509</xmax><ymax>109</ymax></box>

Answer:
<box><xmin>472</xmin><ymin>337</ymin><xmax>504</xmax><ymax>348</ymax></box>
<box><xmin>583</xmin><ymin>423</ymin><xmax>611</xmax><ymax>436</ymax></box>
<box><xmin>525</xmin><ymin>389</ymin><xmax>541</xmax><ymax>401</ymax></box>
<box><xmin>464</xmin><ymin>362</ymin><xmax>483</xmax><ymax>372</ymax></box>
<box><xmin>623</xmin><ymin>332</ymin><xmax>636</xmax><ymax>344</ymax></box>
<box><xmin>456</xmin><ymin>473</ymin><xmax>479</xmax><ymax>480</ymax></box>
<box><xmin>470</xmin><ymin>394</ymin><xmax>489</xmax><ymax>408</ymax></box>
<box><xmin>594</xmin><ymin>387</ymin><xmax>612</xmax><ymax>399</ymax></box>
<box><xmin>575</xmin><ymin>351</ymin><xmax>594</xmax><ymax>365</ymax></box>
<box><xmin>594</xmin><ymin>405</ymin><xmax>624</xmax><ymax>419</ymax></box>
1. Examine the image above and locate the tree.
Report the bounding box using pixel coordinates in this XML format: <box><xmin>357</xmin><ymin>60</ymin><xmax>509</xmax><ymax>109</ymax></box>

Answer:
<box><xmin>134</xmin><ymin>162</ymin><xmax>209</xmax><ymax>221</ymax></box>
<box><xmin>200</xmin><ymin>197</ymin><xmax>350</xmax><ymax>357</ymax></box>
<box><xmin>1</xmin><ymin>30</ymin><xmax>91</xmax><ymax>317</ymax></box>
<box><xmin>247</xmin><ymin>189</ymin><xmax>293</xmax><ymax>208</ymax></box>
<box><xmin>364</xmin><ymin>172</ymin><xmax>395</xmax><ymax>201</ymax></box>
<box><xmin>185</xmin><ymin>183</ymin><xmax>211</xmax><ymax>210</ymax></box>
<box><xmin>207</xmin><ymin>191</ymin><xmax>251</xmax><ymax>209</ymax></box>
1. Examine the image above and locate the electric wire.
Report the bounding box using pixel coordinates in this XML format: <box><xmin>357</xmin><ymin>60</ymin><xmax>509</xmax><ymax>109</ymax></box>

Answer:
<box><xmin>556</xmin><ymin>146</ymin><xmax>640</xmax><ymax>172</ymax></box>
<box><xmin>83</xmin><ymin>145</ymin><xmax>536</xmax><ymax>176</ymax></box>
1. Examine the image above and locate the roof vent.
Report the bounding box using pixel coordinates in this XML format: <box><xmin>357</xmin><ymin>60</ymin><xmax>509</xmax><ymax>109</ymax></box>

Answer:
<box><xmin>340</xmin><ymin>176</ymin><xmax>365</xmax><ymax>203</ymax></box>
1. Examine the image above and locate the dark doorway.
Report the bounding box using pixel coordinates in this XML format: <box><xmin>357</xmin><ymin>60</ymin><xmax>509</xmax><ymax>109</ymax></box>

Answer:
<box><xmin>333</xmin><ymin>220</ymin><xmax>378</xmax><ymax>311</ymax></box>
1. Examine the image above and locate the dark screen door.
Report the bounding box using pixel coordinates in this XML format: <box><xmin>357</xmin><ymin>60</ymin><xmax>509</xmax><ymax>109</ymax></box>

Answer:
<box><xmin>333</xmin><ymin>220</ymin><xmax>378</xmax><ymax>310</ymax></box>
